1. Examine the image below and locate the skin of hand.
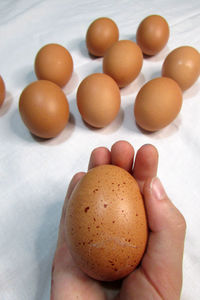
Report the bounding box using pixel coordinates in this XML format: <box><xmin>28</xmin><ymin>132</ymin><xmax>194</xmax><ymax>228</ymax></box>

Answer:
<box><xmin>50</xmin><ymin>140</ymin><xmax>186</xmax><ymax>300</ymax></box>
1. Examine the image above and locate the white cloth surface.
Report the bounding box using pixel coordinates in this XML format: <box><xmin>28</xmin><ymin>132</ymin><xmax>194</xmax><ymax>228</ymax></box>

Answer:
<box><xmin>0</xmin><ymin>0</ymin><xmax>200</xmax><ymax>299</ymax></box>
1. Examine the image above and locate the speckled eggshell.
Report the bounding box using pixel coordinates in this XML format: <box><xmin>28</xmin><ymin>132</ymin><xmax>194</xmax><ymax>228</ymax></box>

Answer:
<box><xmin>66</xmin><ymin>165</ymin><xmax>148</xmax><ymax>281</ymax></box>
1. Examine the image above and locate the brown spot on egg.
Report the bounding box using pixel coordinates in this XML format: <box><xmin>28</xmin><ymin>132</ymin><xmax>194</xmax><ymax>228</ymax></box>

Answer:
<box><xmin>66</xmin><ymin>164</ymin><xmax>148</xmax><ymax>281</ymax></box>
<box><xmin>84</xmin><ymin>206</ymin><xmax>90</xmax><ymax>213</ymax></box>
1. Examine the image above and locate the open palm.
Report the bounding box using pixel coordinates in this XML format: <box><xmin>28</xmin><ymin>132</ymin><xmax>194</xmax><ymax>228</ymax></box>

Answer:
<box><xmin>50</xmin><ymin>141</ymin><xmax>186</xmax><ymax>300</ymax></box>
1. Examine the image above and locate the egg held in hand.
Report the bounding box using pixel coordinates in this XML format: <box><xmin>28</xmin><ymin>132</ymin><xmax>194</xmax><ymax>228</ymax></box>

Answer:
<box><xmin>65</xmin><ymin>165</ymin><xmax>148</xmax><ymax>281</ymax></box>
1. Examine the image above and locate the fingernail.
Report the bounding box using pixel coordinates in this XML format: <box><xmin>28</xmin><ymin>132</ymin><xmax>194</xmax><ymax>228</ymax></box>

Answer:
<box><xmin>151</xmin><ymin>177</ymin><xmax>166</xmax><ymax>200</ymax></box>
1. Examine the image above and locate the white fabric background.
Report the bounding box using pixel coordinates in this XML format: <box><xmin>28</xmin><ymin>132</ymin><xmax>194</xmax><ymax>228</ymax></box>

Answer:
<box><xmin>0</xmin><ymin>0</ymin><xmax>199</xmax><ymax>299</ymax></box>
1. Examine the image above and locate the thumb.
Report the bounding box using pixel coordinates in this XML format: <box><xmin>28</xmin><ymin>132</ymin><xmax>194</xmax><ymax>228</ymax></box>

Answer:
<box><xmin>141</xmin><ymin>177</ymin><xmax>186</xmax><ymax>299</ymax></box>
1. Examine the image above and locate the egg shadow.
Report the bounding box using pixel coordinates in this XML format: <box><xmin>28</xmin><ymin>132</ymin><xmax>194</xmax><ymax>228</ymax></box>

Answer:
<box><xmin>143</xmin><ymin>45</ymin><xmax>170</xmax><ymax>62</ymax></box>
<box><xmin>68</xmin><ymin>97</ymin><xmax>86</xmax><ymax>130</ymax></box>
<box><xmin>79</xmin><ymin>39</ymin><xmax>91</xmax><ymax>58</ymax></box>
<box><xmin>66</xmin><ymin>37</ymin><xmax>92</xmax><ymax>59</ymax></box>
<box><xmin>0</xmin><ymin>92</ymin><xmax>13</xmax><ymax>117</ymax></box>
<box><xmin>34</xmin><ymin>199</ymin><xmax>63</xmax><ymax>300</ymax></box>
<box><xmin>118</xmin><ymin>33</ymin><xmax>136</xmax><ymax>43</ymax></box>
<box><xmin>10</xmin><ymin>108</ymin><xmax>76</xmax><ymax>144</ymax></box>
<box><xmin>14</xmin><ymin>66</ymin><xmax>36</xmax><ymax>88</ymax></box>
<box><xmin>75</xmin><ymin>57</ymin><xmax>103</xmax><ymax>84</ymax></box>
<box><xmin>69</xmin><ymin>93</ymin><xmax>124</xmax><ymax>134</ymax></box>
<box><xmin>183</xmin><ymin>81</ymin><xmax>200</xmax><ymax>100</ymax></box>
<box><xmin>120</xmin><ymin>73</ymin><xmax>146</xmax><ymax>96</ymax></box>
<box><xmin>132</xmin><ymin>34</ymin><xmax>137</xmax><ymax>43</ymax></box>
<box><xmin>123</xmin><ymin>101</ymin><xmax>182</xmax><ymax>138</ymax></box>
<box><xmin>91</xmin><ymin>62</ymin><xmax>103</xmax><ymax>74</ymax></box>
<box><xmin>62</xmin><ymin>71</ymin><xmax>79</xmax><ymax>96</ymax></box>
<box><xmin>149</xmin><ymin>115</ymin><xmax>182</xmax><ymax>139</ymax></box>
<box><xmin>134</xmin><ymin>115</ymin><xmax>182</xmax><ymax>139</ymax></box>
<box><xmin>31</xmin><ymin>113</ymin><xmax>76</xmax><ymax>146</ymax></box>
<box><xmin>10</xmin><ymin>108</ymin><xmax>34</xmax><ymax>142</ymax></box>
<box><xmin>79</xmin><ymin>107</ymin><xmax>124</xmax><ymax>135</ymax></box>
<box><xmin>122</xmin><ymin>102</ymin><xmax>139</xmax><ymax>133</ymax></box>
<box><xmin>100</xmin><ymin>279</ymin><xmax>122</xmax><ymax>299</ymax></box>
<box><xmin>150</xmin><ymin>70</ymin><xmax>162</xmax><ymax>80</ymax></box>
<box><xmin>26</xmin><ymin>69</ymin><xmax>37</xmax><ymax>84</ymax></box>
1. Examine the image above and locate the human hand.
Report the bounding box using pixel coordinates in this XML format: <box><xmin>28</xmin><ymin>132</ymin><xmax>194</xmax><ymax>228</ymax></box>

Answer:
<box><xmin>50</xmin><ymin>140</ymin><xmax>186</xmax><ymax>300</ymax></box>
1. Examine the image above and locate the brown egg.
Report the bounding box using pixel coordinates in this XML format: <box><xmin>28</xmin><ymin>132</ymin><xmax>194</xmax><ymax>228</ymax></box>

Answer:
<box><xmin>0</xmin><ymin>75</ymin><xmax>6</xmax><ymax>107</ymax></box>
<box><xmin>103</xmin><ymin>40</ymin><xmax>143</xmax><ymax>88</ymax></box>
<box><xmin>86</xmin><ymin>17</ymin><xmax>119</xmax><ymax>57</ymax></box>
<box><xmin>66</xmin><ymin>164</ymin><xmax>148</xmax><ymax>281</ymax></box>
<box><xmin>77</xmin><ymin>73</ymin><xmax>121</xmax><ymax>128</ymax></box>
<box><xmin>19</xmin><ymin>80</ymin><xmax>69</xmax><ymax>138</ymax></box>
<box><xmin>162</xmin><ymin>46</ymin><xmax>200</xmax><ymax>91</ymax></box>
<box><xmin>134</xmin><ymin>77</ymin><xmax>182</xmax><ymax>131</ymax></box>
<box><xmin>136</xmin><ymin>15</ymin><xmax>169</xmax><ymax>56</ymax></box>
<box><xmin>34</xmin><ymin>43</ymin><xmax>73</xmax><ymax>87</ymax></box>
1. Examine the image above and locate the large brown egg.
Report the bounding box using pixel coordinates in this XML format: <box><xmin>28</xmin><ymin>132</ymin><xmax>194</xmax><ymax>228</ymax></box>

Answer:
<box><xmin>0</xmin><ymin>75</ymin><xmax>6</xmax><ymax>107</ymax></box>
<box><xmin>136</xmin><ymin>15</ymin><xmax>169</xmax><ymax>56</ymax></box>
<box><xmin>34</xmin><ymin>43</ymin><xmax>73</xmax><ymax>87</ymax></box>
<box><xmin>86</xmin><ymin>17</ymin><xmax>119</xmax><ymax>57</ymax></box>
<box><xmin>134</xmin><ymin>77</ymin><xmax>182</xmax><ymax>131</ymax></box>
<box><xmin>162</xmin><ymin>46</ymin><xmax>200</xmax><ymax>91</ymax></box>
<box><xmin>103</xmin><ymin>40</ymin><xmax>143</xmax><ymax>88</ymax></box>
<box><xmin>66</xmin><ymin>164</ymin><xmax>148</xmax><ymax>281</ymax></box>
<box><xmin>77</xmin><ymin>73</ymin><xmax>121</xmax><ymax>128</ymax></box>
<box><xmin>19</xmin><ymin>80</ymin><xmax>69</xmax><ymax>138</ymax></box>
